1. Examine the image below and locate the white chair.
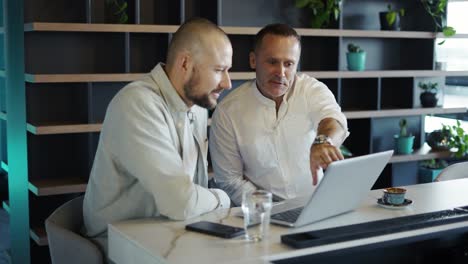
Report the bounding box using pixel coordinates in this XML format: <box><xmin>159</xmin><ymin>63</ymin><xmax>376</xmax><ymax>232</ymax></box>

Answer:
<box><xmin>435</xmin><ymin>161</ymin><xmax>468</xmax><ymax>182</ymax></box>
<box><xmin>45</xmin><ymin>196</ymin><xmax>104</xmax><ymax>264</ymax></box>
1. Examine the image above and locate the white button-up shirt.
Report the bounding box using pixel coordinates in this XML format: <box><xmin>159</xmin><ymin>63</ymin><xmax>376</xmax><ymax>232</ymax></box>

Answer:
<box><xmin>209</xmin><ymin>74</ymin><xmax>348</xmax><ymax>205</ymax></box>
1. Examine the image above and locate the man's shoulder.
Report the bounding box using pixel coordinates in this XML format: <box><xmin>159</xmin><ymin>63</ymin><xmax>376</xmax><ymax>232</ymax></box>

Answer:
<box><xmin>216</xmin><ymin>80</ymin><xmax>254</xmax><ymax>111</ymax></box>
<box><xmin>296</xmin><ymin>73</ymin><xmax>321</xmax><ymax>86</ymax></box>
<box><xmin>109</xmin><ymin>80</ymin><xmax>165</xmax><ymax>113</ymax></box>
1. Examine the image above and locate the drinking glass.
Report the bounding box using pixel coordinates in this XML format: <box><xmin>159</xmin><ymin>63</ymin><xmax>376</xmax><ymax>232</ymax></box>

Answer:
<box><xmin>241</xmin><ymin>190</ymin><xmax>273</xmax><ymax>242</ymax></box>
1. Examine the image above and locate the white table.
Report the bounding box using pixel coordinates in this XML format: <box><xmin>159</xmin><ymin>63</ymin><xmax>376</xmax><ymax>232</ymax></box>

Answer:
<box><xmin>108</xmin><ymin>179</ymin><xmax>468</xmax><ymax>264</ymax></box>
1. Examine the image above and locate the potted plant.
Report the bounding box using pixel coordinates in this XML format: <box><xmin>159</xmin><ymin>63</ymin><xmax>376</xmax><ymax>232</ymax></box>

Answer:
<box><xmin>295</xmin><ymin>0</ymin><xmax>342</xmax><ymax>29</ymax></box>
<box><xmin>418</xmin><ymin>81</ymin><xmax>439</xmax><ymax>107</ymax></box>
<box><xmin>379</xmin><ymin>4</ymin><xmax>405</xmax><ymax>31</ymax></box>
<box><xmin>346</xmin><ymin>43</ymin><xmax>366</xmax><ymax>71</ymax></box>
<box><xmin>442</xmin><ymin>120</ymin><xmax>468</xmax><ymax>158</ymax></box>
<box><xmin>426</xmin><ymin>128</ymin><xmax>450</xmax><ymax>150</ymax></box>
<box><xmin>394</xmin><ymin>119</ymin><xmax>415</xmax><ymax>154</ymax></box>
<box><xmin>106</xmin><ymin>0</ymin><xmax>129</xmax><ymax>24</ymax></box>
<box><xmin>418</xmin><ymin>159</ymin><xmax>448</xmax><ymax>183</ymax></box>
<box><xmin>420</xmin><ymin>0</ymin><xmax>456</xmax><ymax>44</ymax></box>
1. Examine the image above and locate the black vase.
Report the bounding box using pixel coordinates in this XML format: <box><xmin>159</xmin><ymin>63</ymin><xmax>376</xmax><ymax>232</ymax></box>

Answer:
<box><xmin>379</xmin><ymin>12</ymin><xmax>400</xmax><ymax>31</ymax></box>
<box><xmin>420</xmin><ymin>92</ymin><xmax>438</xmax><ymax>107</ymax></box>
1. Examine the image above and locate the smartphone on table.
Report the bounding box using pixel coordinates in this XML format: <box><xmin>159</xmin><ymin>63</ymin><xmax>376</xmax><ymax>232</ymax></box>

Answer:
<box><xmin>185</xmin><ymin>221</ymin><xmax>245</xmax><ymax>238</ymax></box>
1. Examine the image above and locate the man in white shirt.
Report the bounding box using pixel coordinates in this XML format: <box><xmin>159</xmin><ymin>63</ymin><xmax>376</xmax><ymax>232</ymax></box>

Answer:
<box><xmin>209</xmin><ymin>23</ymin><xmax>349</xmax><ymax>205</ymax></box>
<box><xmin>83</xmin><ymin>18</ymin><xmax>232</xmax><ymax>253</ymax></box>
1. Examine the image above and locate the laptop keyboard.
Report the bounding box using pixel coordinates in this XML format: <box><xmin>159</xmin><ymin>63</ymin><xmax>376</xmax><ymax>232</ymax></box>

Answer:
<box><xmin>281</xmin><ymin>205</ymin><xmax>468</xmax><ymax>249</ymax></box>
<box><xmin>271</xmin><ymin>207</ymin><xmax>304</xmax><ymax>223</ymax></box>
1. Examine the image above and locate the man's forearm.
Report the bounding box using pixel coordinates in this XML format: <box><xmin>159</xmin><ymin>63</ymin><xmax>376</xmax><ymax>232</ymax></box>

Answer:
<box><xmin>317</xmin><ymin>118</ymin><xmax>347</xmax><ymax>146</ymax></box>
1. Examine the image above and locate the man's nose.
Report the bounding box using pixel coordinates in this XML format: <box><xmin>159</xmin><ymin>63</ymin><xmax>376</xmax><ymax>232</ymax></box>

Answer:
<box><xmin>222</xmin><ymin>71</ymin><xmax>232</xmax><ymax>90</ymax></box>
<box><xmin>274</xmin><ymin>64</ymin><xmax>286</xmax><ymax>77</ymax></box>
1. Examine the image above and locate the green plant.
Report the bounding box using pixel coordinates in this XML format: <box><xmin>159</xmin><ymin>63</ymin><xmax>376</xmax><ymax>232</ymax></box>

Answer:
<box><xmin>385</xmin><ymin>4</ymin><xmax>405</xmax><ymax>26</ymax></box>
<box><xmin>442</xmin><ymin>120</ymin><xmax>468</xmax><ymax>158</ymax></box>
<box><xmin>420</xmin><ymin>0</ymin><xmax>456</xmax><ymax>44</ymax></box>
<box><xmin>418</xmin><ymin>82</ymin><xmax>438</xmax><ymax>93</ymax></box>
<box><xmin>106</xmin><ymin>0</ymin><xmax>128</xmax><ymax>24</ymax></box>
<box><xmin>420</xmin><ymin>159</ymin><xmax>448</xmax><ymax>169</ymax></box>
<box><xmin>399</xmin><ymin>118</ymin><xmax>409</xmax><ymax>137</ymax></box>
<box><xmin>347</xmin><ymin>43</ymin><xmax>363</xmax><ymax>53</ymax></box>
<box><xmin>340</xmin><ymin>145</ymin><xmax>353</xmax><ymax>158</ymax></box>
<box><xmin>295</xmin><ymin>0</ymin><xmax>342</xmax><ymax>28</ymax></box>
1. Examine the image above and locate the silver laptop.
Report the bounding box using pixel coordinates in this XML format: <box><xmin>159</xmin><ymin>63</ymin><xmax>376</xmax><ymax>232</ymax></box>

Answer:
<box><xmin>270</xmin><ymin>150</ymin><xmax>394</xmax><ymax>227</ymax></box>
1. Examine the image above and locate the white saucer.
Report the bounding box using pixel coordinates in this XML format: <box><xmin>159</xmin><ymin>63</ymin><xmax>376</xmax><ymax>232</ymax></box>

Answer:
<box><xmin>377</xmin><ymin>198</ymin><xmax>413</xmax><ymax>209</ymax></box>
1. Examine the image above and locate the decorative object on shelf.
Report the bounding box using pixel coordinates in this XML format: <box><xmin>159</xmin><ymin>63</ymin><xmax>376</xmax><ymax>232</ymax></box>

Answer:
<box><xmin>295</xmin><ymin>0</ymin><xmax>342</xmax><ymax>28</ymax></box>
<box><xmin>442</xmin><ymin>120</ymin><xmax>468</xmax><ymax>158</ymax></box>
<box><xmin>426</xmin><ymin>129</ymin><xmax>450</xmax><ymax>150</ymax></box>
<box><xmin>105</xmin><ymin>0</ymin><xmax>128</xmax><ymax>24</ymax></box>
<box><xmin>379</xmin><ymin>4</ymin><xmax>405</xmax><ymax>31</ymax></box>
<box><xmin>346</xmin><ymin>43</ymin><xmax>366</xmax><ymax>71</ymax></box>
<box><xmin>394</xmin><ymin>119</ymin><xmax>414</xmax><ymax>154</ymax></box>
<box><xmin>419</xmin><ymin>0</ymin><xmax>456</xmax><ymax>45</ymax></box>
<box><xmin>418</xmin><ymin>81</ymin><xmax>438</xmax><ymax>107</ymax></box>
<box><xmin>340</xmin><ymin>145</ymin><xmax>353</xmax><ymax>158</ymax></box>
<box><xmin>418</xmin><ymin>159</ymin><xmax>448</xmax><ymax>183</ymax></box>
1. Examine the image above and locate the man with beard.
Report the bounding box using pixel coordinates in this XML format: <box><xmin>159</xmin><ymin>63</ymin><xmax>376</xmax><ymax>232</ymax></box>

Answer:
<box><xmin>82</xmin><ymin>18</ymin><xmax>233</xmax><ymax>254</ymax></box>
<box><xmin>209</xmin><ymin>23</ymin><xmax>349</xmax><ymax>206</ymax></box>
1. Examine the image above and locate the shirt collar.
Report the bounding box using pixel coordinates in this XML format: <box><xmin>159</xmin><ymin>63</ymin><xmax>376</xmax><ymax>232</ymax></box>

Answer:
<box><xmin>252</xmin><ymin>78</ymin><xmax>296</xmax><ymax>107</ymax></box>
<box><xmin>150</xmin><ymin>63</ymin><xmax>190</xmax><ymax>113</ymax></box>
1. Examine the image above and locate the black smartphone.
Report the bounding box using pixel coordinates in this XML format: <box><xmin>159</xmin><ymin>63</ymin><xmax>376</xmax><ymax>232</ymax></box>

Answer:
<box><xmin>185</xmin><ymin>221</ymin><xmax>245</xmax><ymax>238</ymax></box>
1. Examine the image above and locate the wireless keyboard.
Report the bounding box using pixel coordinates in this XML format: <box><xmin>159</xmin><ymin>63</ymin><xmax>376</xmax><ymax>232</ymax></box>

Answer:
<box><xmin>281</xmin><ymin>205</ymin><xmax>468</xmax><ymax>249</ymax></box>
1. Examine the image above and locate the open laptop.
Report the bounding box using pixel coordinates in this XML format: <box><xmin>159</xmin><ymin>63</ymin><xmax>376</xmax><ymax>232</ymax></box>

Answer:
<box><xmin>270</xmin><ymin>150</ymin><xmax>394</xmax><ymax>227</ymax></box>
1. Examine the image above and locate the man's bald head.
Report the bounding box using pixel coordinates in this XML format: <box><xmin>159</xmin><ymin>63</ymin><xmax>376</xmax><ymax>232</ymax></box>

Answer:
<box><xmin>166</xmin><ymin>18</ymin><xmax>231</xmax><ymax>66</ymax></box>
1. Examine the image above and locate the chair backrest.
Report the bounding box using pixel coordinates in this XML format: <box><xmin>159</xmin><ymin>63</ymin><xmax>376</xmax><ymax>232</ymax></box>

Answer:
<box><xmin>45</xmin><ymin>196</ymin><xmax>104</xmax><ymax>264</ymax></box>
<box><xmin>435</xmin><ymin>161</ymin><xmax>468</xmax><ymax>182</ymax></box>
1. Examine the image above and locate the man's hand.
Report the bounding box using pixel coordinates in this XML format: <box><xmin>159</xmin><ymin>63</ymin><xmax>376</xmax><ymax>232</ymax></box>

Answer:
<box><xmin>309</xmin><ymin>143</ymin><xmax>344</xmax><ymax>185</ymax></box>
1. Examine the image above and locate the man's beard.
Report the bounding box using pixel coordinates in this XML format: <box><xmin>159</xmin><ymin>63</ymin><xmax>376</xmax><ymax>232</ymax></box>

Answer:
<box><xmin>184</xmin><ymin>73</ymin><xmax>216</xmax><ymax>109</ymax></box>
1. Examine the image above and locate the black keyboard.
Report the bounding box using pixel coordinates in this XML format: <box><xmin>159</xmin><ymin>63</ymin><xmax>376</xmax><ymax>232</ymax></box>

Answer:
<box><xmin>271</xmin><ymin>207</ymin><xmax>304</xmax><ymax>223</ymax></box>
<box><xmin>282</xmin><ymin>205</ymin><xmax>468</xmax><ymax>249</ymax></box>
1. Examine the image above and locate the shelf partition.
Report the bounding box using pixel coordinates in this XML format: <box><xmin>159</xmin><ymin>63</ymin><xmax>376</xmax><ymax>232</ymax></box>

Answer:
<box><xmin>20</xmin><ymin>70</ymin><xmax>468</xmax><ymax>83</ymax></box>
<box><xmin>26</xmin><ymin>23</ymin><xmax>463</xmax><ymax>40</ymax></box>
<box><xmin>2</xmin><ymin>203</ymin><xmax>47</xmax><ymax>246</ymax></box>
<box><xmin>8</xmin><ymin>107</ymin><xmax>468</xmax><ymax>136</ymax></box>
<box><xmin>25</xmin><ymin>22</ymin><xmax>179</xmax><ymax>33</ymax></box>
<box><xmin>2</xmin><ymin>200</ymin><xmax>9</xmax><ymax>214</ymax></box>
<box><xmin>28</xmin><ymin>177</ymin><xmax>88</xmax><ymax>196</ymax></box>
<box><xmin>30</xmin><ymin>227</ymin><xmax>48</xmax><ymax>246</ymax></box>
<box><xmin>1</xmin><ymin>161</ymin><xmax>8</xmax><ymax>173</ymax></box>
<box><xmin>344</xmin><ymin>107</ymin><xmax>467</xmax><ymax>119</ymax></box>
<box><xmin>389</xmin><ymin>143</ymin><xmax>452</xmax><ymax>163</ymax></box>
<box><xmin>24</xmin><ymin>73</ymin><xmax>144</xmax><ymax>83</ymax></box>
<box><xmin>27</xmin><ymin>122</ymin><xmax>102</xmax><ymax>135</ymax></box>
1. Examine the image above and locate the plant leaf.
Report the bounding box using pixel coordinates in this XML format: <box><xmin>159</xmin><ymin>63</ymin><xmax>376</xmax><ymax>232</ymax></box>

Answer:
<box><xmin>295</xmin><ymin>0</ymin><xmax>310</xmax><ymax>8</ymax></box>
<box><xmin>386</xmin><ymin>12</ymin><xmax>396</xmax><ymax>26</ymax></box>
<box><xmin>443</xmin><ymin>26</ymin><xmax>456</xmax><ymax>37</ymax></box>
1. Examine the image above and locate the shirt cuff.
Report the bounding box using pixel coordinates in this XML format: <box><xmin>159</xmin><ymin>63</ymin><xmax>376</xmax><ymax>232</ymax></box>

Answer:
<box><xmin>210</xmin><ymin>189</ymin><xmax>231</xmax><ymax>209</ymax></box>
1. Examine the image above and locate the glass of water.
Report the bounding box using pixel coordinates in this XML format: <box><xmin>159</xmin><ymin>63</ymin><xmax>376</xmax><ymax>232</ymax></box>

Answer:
<box><xmin>241</xmin><ymin>190</ymin><xmax>273</xmax><ymax>242</ymax></box>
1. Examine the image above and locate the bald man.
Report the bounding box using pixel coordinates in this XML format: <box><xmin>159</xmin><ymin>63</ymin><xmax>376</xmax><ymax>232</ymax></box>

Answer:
<box><xmin>82</xmin><ymin>18</ymin><xmax>233</xmax><ymax>254</ymax></box>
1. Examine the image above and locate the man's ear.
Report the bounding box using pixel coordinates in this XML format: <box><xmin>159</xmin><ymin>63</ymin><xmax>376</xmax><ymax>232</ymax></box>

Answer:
<box><xmin>249</xmin><ymin>51</ymin><xmax>256</xmax><ymax>70</ymax></box>
<box><xmin>179</xmin><ymin>51</ymin><xmax>193</xmax><ymax>82</ymax></box>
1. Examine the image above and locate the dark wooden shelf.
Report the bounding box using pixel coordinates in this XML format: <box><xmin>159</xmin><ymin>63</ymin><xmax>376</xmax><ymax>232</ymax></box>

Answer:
<box><xmin>27</xmin><ymin>122</ymin><xmax>102</xmax><ymax>135</ymax></box>
<box><xmin>29</xmin><ymin>177</ymin><xmax>88</xmax><ymax>196</ymax></box>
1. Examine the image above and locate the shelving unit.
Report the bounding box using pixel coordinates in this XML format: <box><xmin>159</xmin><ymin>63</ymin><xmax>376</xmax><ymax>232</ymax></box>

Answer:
<box><xmin>29</xmin><ymin>227</ymin><xmax>47</xmax><ymax>246</ymax></box>
<box><xmin>1</xmin><ymin>1</ymin><xmax>467</xmax><ymax>263</ymax></box>
<box><xmin>28</xmin><ymin>177</ymin><xmax>87</xmax><ymax>196</ymax></box>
